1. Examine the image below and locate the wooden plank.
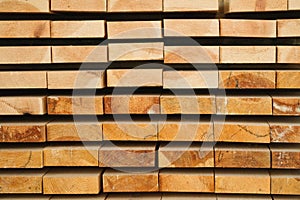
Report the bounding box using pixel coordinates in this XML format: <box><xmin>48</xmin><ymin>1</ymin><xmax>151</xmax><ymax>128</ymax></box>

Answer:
<box><xmin>47</xmin><ymin>122</ymin><xmax>102</xmax><ymax>142</ymax></box>
<box><xmin>271</xmin><ymin>144</ymin><xmax>300</xmax><ymax>169</ymax></box>
<box><xmin>108</xmin><ymin>0</ymin><xmax>162</xmax><ymax>12</ymax></box>
<box><xmin>278</xmin><ymin>19</ymin><xmax>300</xmax><ymax>37</ymax></box>
<box><xmin>43</xmin><ymin>169</ymin><xmax>102</xmax><ymax>194</ymax></box>
<box><xmin>158</xmin><ymin>121</ymin><xmax>213</xmax><ymax>141</ymax></box>
<box><xmin>99</xmin><ymin>143</ymin><xmax>156</xmax><ymax>167</ymax></box>
<box><xmin>277</xmin><ymin>46</ymin><xmax>300</xmax><ymax>64</ymax></box>
<box><xmin>164</xmin><ymin>0</ymin><xmax>218</xmax><ymax>12</ymax></box>
<box><xmin>215</xmin><ymin>169</ymin><xmax>270</xmax><ymax>194</ymax></box>
<box><xmin>0</xmin><ymin>0</ymin><xmax>50</xmax><ymax>13</ymax></box>
<box><xmin>107</xmin><ymin>69</ymin><xmax>163</xmax><ymax>87</ymax></box>
<box><xmin>0</xmin><ymin>46</ymin><xmax>51</xmax><ymax>64</ymax></box>
<box><xmin>47</xmin><ymin>96</ymin><xmax>104</xmax><ymax>115</ymax></box>
<box><xmin>271</xmin><ymin>170</ymin><xmax>300</xmax><ymax>195</ymax></box>
<box><xmin>159</xmin><ymin>143</ymin><xmax>214</xmax><ymax>168</ymax></box>
<box><xmin>215</xmin><ymin>144</ymin><xmax>270</xmax><ymax>168</ymax></box>
<box><xmin>273</xmin><ymin>96</ymin><xmax>300</xmax><ymax>116</ymax></box>
<box><xmin>217</xmin><ymin>195</ymin><xmax>272</xmax><ymax>200</ymax></box>
<box><xmin>277</xmin><ymin>70</ymin><xmax>300</xmax><ymax>89</ymax></box>
<box><xmin>109</xmin><ymin>43</ymin><xmax>164</xmax><ymax>61</ymax></box>
<box><xmin>164</xmin><ymin>19</ymin><xmax>219</xmax><ymax>37</ymax></box>
<box><xmin>103</xmin><ymin>121</ymin><xmax>157</xmax><ymax>141</ymax></box>
<box><xmin>0</xmin><ymin>122</ymin><xmax>46</xmax><ymax>143</ymax></box>
<box><xmin>219</xmin><ymin>70</ymin><xmax>276</xmax><ymax>89</ymax></box>
<box><xmin>52</xmin><ymin>46</ymin><xmax>107</xmax><ymax>63</ymax></box>
<box><xmin>214</xmin><ymin>120</ymin><xmax>270</xmax><ymax>143</ymax></box>
<box><xmin>51</xmin><ymin>21</ymin><xmax>105</xmax><ymax>38</ymax></box>
<box><xmin>220</xmin><ymin>19</ymin><xmax>276</xmax><ymax>37</ymax></box>
<box><xmin>107</xmin><ymin>194</ymin><xmax>161</xmax><ymax>200</ymax></box>
<box><xmin>220</xmin><ymin>46</ymin><xmax>276</xmax><ymax>64</ymax></box>
<box><xmin>0</xmin><ymin>195</ymin><xmax>50</xmax><ymax>199</ymax></box>
<box><xmin>0</xmin><ymin>170</ymin><xmax>45</xmax><ymax>193</ymax></box>
<box><xmin>224</xmin><ymin>0</ymin><xmax>287</xmax><ymax>13</ymax></box>
<box><xmin>51</xmin><ymin>194</ymin><xmax>107</xmax><ymax>200</ymax></box>
<box><xmin>104</xmin><ymin>95</ymin><xmax>160</xmax><ymax>114</ymax></box>
<box><xmin>164</xmin><ymin>46</ymin><xmax>219</xmax><ymax>64</ymax></box>
<box><xmin>159</xmin><ymin>169</ymin><xmax>214</xmax><ymax>192</ymax></box>
<box><xmin>216</xmin><ymin>96</ymin><xmax>272</xmax><ymax>115</ymax></box>
<box><xmin>0</xmin><ymin>71</ymin><xmax>47</xmax><ymax>89</ymax></box>
<box><xmin>161</xmin><ymin>95</ymin><xmax>216</xmax><ymax>114</ymax></box>
<box><xmin>103</xmin><ymin>169</ymin><xmax>158</xmax><ymax>192</ymax></box>
<box><xmin>270</xmin><ymin>121</ymin><xmax>300</xmax><ymax>143</ymax></box>
<box><xmin>0</xmin><ymin>96</ymin><xmax>46</xmax><ymax>115</ymax></box>
<box><xmin>51</xmin><ymin>0</ymin><xmax>106</xmax><ymax>12</ymax></box>
<box><xmin>0</xmin><ymin>147</ymin><xmax>43</xmax><ymax>168</ymax></box>
<box><xmin>0</xmin><ymin>21</ymin><xmax>50</xmax><ymax>38</ymax></box>
<box><xmin>107</xmin><ymin>21</ymin><xmax>162</xmax><ymax>39</ymax></box>
<box><xmin>44</xmin><ymin>145</ymin><xmax>99</xmax><ymax>167</ymax></box>
<box><xmin>48</xmin><ymin>70</ymin><xmax>105</xmax><ymax>89</ymax></box>
<box><xmin>289</xmin><ymin>0</ymin><xmax>300</xmax><ymax>10</ymax></box>
<box><xmin>162</xmin><ymin>194</ymin><xmax>216</xmax><ymax>200</ymax></box>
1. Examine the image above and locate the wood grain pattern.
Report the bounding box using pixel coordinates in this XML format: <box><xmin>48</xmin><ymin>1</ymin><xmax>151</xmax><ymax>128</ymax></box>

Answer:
<box><xmin>108</xmin><ymin>0</ymin><xmax>162</xmax><ymax>12</ymax></box>
<box><xmin>164</xmin><ymin>19</ymin><xmax>219</xmax><ymax>37</ymax></box>
<box><xmin>224</xmin><ymin>0</ymin><xmax>287</xmax><ymax>13</ymax></box>
<box><xmin>271</xmin><ymin>144</ymin><xmax>300</xmax><ymax>169</ymax></box>
<box><xmin>164</xmin><ymin>0</ymin><xmax>218</xmax><ymax>12</ymax></box>
<box><xmin>273</xmin><ymin>96</ymin><xmax>300</xmax><ymax>116</ymax></box>
<box><xmin>0</xmin><ymin>0</ymin><xmax>50</xmax><ymax>13</ymax></box>
<box><xmin>0</xmin><ymin>97</ymin><xmax>46</xmax><ymax>115</ymax></box>
<box><xmin>270</xmin><ymin>122</ymin><xmax>300</xmax><ymax>143</ymax></box>
<box><xmin>277</xmin><ymin>70</ymin><xmax>300</xmax><ymax>89</ymax></box>
<box><xmin>103</xmin><ymin>169</ymin><xmax>159</xmax><ymax>192</ymax></box>
<box><xmin>47</xmin><ymin>96</ymin><xmax>104</xmax><ymax>115</ymax></box>
<box><xmin>48</xmin><ymin>70</ymin><xmax>105</xmax><ymax>89</ymax></box>
<box><xmin>277</xmin><ymin>46</ymin><xmax>300</xmax><ymax>64</ymax></box>
<box><xmin>51</xmin><ymin>0</ymin><xmax>106</xmax><ymax>12</ymax></box>
<box><xmin>271</xmin><ymin>170</ymin><xmax>300</xmax><ymax>195</ymax></box>
<box><xmin>278</xmin><ymin>19</ymin><xmax>300</xmax><ymax>37</ymax></box>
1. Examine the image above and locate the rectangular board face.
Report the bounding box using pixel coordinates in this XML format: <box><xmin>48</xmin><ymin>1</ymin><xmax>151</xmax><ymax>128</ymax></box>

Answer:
<box><xmin>164</xmin><ymin>0</ymin><xmax>219</xmax><ymax>12</ymax></box>
<box><xmin>108</xmin><ymin>0</ymin><xmax>162</xmax><ymax>12</ymax></box>
<box><xmin>272</xmin><ymin>97</ymin><xmax>300</xmax><ymax>116</ymax></box>
<box><xmin>277</xmin><ymin>70</ymin><xmax>300</xmax><ymax>89</ymax></box>
<box><xmin>278</xmin><ymin>19</ymin><xmax>300</xmax><ymax>37</ymax></box>
<box><xmin>270</xmin><ymin>123</ymin><xmax>300</xmax><ymax>143</ymax></box>
<box><xmin>0</xmin><ymin>0</ymin><xmax>50</xmax><ymax>13</ymax></box>
<box><xmin>225</xmin><ymin>0</ymin><xmax>288</xmax><ymax>13</ymax></box>
<box><xmin>289</xmin><ymin>0</ymin><xmax>300</xmax><ymax>10</ymax></box>
<box><xmin>271</xmin><ymin>145</ymin><xmax>300</xmax><ymax>169</ymax></box>
<box><xmin>271</xmin><ymin>171</ymin><xmax>300</xmax><ymax>195</ymax></box>
<box><xmin>51</xmin><ymin>0</ymin><xmax>106</xmax><ymax>12</ymax></box>
<box><xmin>277</xmin><ymin>46</ymin><xmax>300</xmax><ymax>64</ymax></box>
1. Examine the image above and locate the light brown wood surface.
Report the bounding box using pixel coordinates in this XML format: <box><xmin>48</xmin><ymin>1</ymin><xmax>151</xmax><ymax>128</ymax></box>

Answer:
<box><xmin>216</xmin><ymin>96</ymin><xmax>272</xmax><ymax>115</ymax></box>
<box><xmin>0</xmin><ymin>170</ymin><xmax>46</xmax><ymax>193</ymax></box>
<box><xmin>272</xmin><ymin>96</ymin><xmax>300</xmax><ymax>116</ymax></box>
<box><xmin>0</xmin><ymin>147</ymin><xmax>43</xmax><ymax>168</ymax></box>
<box><xmin>51</xmin><ymin>0</ymin><xmax>106</xmax><ymax>12</ymax></box>
<box><xmin>215</xmin><ymin>144</ymin><xmax>270</xmax><ymax>168</ymax></box>
<box><xmin>219</xmin><ymin>70</ymin><xmax>276</xmax><ymax>89</ymax></box>
<box><xmin>107</xmin><ymin>69</ymin><xmax>163</xmax><ymax>87</ymax></box>
<box><xmin>270</xmin><ymin>121</ymin><xmax>300</xmax><ymax>143</ymax></box>
<box><xmin>159</xmin><ymin>169</ymin><xmax>214</xmax><ymax>192</ymax></box>
<box><xmin>103</xmin><ymin>121</ymin><xmax>157</xmax><ymax>141</ymax></box>
<box><xmin>51</xmin><ymin>21</ymin><xmax>105</xmax><ymax>38</ymax></box>
<box><xmin>220</xmin><ymin>46</ymin><xmax>276</xmax><ymax>64</ymax></box>
<box><xmin>0</xmin><ymin>21</ymin><xmax>50</xmax><ymax>38</ymax></box>
<box><xmin>48</xmin><ymin>70</ymin><xmax>105</xmax><ymax>89</ymax></box>
<box><xmin>52</xmin><ymin>46</ymin><xmax>107</xmax><ymax>63</ymax></box>
<box><xmin>44</xmin><ymin>145</ymin><xmax>99</xmax><ymax>166</ymax></box>
<box><xmin>164</xmin><ymin>19</ymin><xmax>219</xmax><ymax>37</ymax></box>
<box><xmin>0</xmin><ymin>0</ymin><xmax>50</xmax><ymax>13</ymax></box>
<box><xmin>277</xmin><ymin>46</ymin><xmax>300</xmax><ymax>64</ymax></box>
<box><xmin>271</xmin><ymin>144</ymin><xmax>300</xmax><ymax>169</ymax></box>
<box><xmin>224</xmin><ymin>0</ymin><xmax>287</xmax><ymax>13</ymax></box>
<box><xmin>215</xmin><ymin>170</ymin><xmax>270</xmax><ymax>194</ymax></box>
<box><xmin>277</xmin><ymin>70</ymin><xmax>300</xmax><ymax>88</ymax></box>
<box><xmin>108</xmin><ymin>0</ymin><xmax>162</xmax><ymax>12</ymax></box>
<box><xmin>99</xmin><ymin>143</ymin><xmax>156</xmax><ymax>167</ymax></box>
<box><xmin>271</xmin><ymin>170</ymin><xmax>300</xmax><ymax>194</ymax></box>
<box><xmin>220</xmin><ymin>19</ymin><xmax>276</xmax><ymax>37</ymax></box>
<box><xmin>104</xmin><ymin>95</ymin><xmax>160</xmax><ymax>114</ymax></box>
<box><xmin>0</xmin><ymin>96</ymin><xmax>46</xmax><ymax>115</ymax></box>
<box><xmin>43</xmin><ymin>169</ymin><xmax>102</xmax><ymax>194</ymax></box>
<box><xmin>109</xmin><ymin>43</ymin><xmax>164</xmax><ymax>61</ymax></box>
<box><xmin>0</xmin><ymin>46</ymin><xmax>51</xmax><ymax>64</ymax></box>
<box><xmin>164</xmin><ymin>0</ymin><xmax>218</xmax><ymax>12</ymax></box>
<box><xmin>164</xmin><ymin>46</ymin><xmax>219</xmax><ymax>64</ymax></box>
<box><xmin>47</xmin><ymin>96</ymin><xmax>104</xmax><ymax>115</ymax></box>
<box><xmin>0</xmin><ymin>71</ymin><xmax>47</xmax><ymax>89</ymax></box>
<box><xmin>103</xmin><ymin>169</ymin><xmax>159</xmax><ymax>192</ymax></box>
<box><xmin>161</xmin><ymin>95</ymin><xmax>216</xmax><ymax>114</ymax></box>
<box><xmin>278</xmin><ymin>19</ymin><xmax>300</xmax><ymax>37</ymax></box>
<box><xmin>289</xmin><ymin>0</ymin><xmax>300</xmax><ymax>10</ymax></box>
<box><xmin>107</xmin><ymin>21</ymin><xmax>162</xmax><ymax>39</ymax></box>
<box><xmin>47</xmin><ymin>122</ymin><xmax>102</xmax><ymax>141</ymax></box>
<box><xmin>159</xmin><ymin>144</ymin><xmax>214</xmax><ymax>168</ymax></box>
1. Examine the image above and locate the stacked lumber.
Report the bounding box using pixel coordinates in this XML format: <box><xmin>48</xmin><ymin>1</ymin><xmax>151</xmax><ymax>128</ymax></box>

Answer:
<box><xmin>0</xmin><ymin>0</ymin><xmax>299</xmax><ymax>199</ymax></box>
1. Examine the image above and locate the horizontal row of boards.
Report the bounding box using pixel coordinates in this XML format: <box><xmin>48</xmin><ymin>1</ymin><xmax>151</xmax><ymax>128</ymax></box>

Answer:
<box><xmin>0</xmin><ymin>119</ymin><xmax>299</xmax><ymax>143</ymax></box>
<box><xmin>1</xmin><ymin>19</ymin><xmax>300</xmax><ymax>38</ymax></box>
<box><xmin>0</xmin><ymin>95</ymin><xmax>299</xmax><ymax>115</ymax></box>
<box><xmin>0</xmin><ymin>168</ymin><xmax>299</xmax><ymax>194</ymax></box>
<box><xmin>0</xmin><ymin>143</ymin><xmax>299</xmax><ymax>169</ymax></box>
<box><xmin>0</xmin><ymin>0</ymin><xmax>299</xmax><ymax>13</ymax></box>
<box><xmin>0</xmin><ymin>45</ymin><xmax>300</xmax><ymax>64</ymax></box>
<box><xmin>1</xmin><ymin>70</ymin><xmax>299</xmax><ymax>89</ymax></box>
